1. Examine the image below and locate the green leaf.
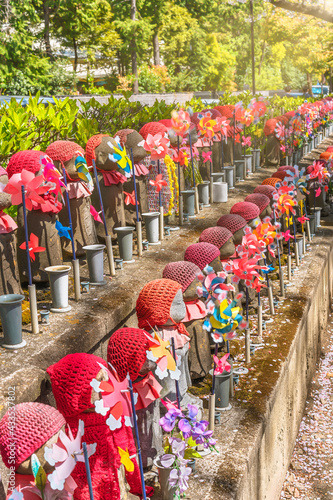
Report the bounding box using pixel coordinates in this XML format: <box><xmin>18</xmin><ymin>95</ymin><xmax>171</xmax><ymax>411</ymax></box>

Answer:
<box><xmin>184</xmin><ymin>448</ymin><xmax>202</xmax><ymax>460</ymax></box>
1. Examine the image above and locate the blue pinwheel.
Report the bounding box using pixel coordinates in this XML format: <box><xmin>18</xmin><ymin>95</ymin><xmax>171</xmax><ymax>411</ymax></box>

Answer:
<box><xmin>56</xmin><ymin>220</ymin><xmax>72</xmax><ymax>240</ymax></box>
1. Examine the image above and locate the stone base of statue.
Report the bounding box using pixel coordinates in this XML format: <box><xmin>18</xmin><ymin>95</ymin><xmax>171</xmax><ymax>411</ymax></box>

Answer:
<box><xmin>0</xmin><ymin>232</ymin><xmax>22</xmax><ymax>294</ymax></box>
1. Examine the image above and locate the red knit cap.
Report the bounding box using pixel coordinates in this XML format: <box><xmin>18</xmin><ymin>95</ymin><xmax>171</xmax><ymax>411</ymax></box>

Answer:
<box><xmin>162</xmin><ymin>261</ymin><xmax>200</xmax><ymax>293</ymax></box>
<box><xmin>85</xmin><ymin>134</ymin><xmax>109</xmax><ymax>167</ymax></box>
<box><xmin>107</xmin><ymin>328</ymin><xmax>151</xmax><ymax>382</ymax></box>
<box><xmin>217</xmin><ymin>214</ymin><xmax>247</xmax><ymax>234</ymax></box>
<box><xmin>46</xmin><ymin>141</ymin><xmax>84</xmax><ymax>165</ymax></box>
<box><xmin>136</xmin><ymin>279</ymin><xmax>182</xmax><ymax>330</ymax></box>
<box><xmin>275</xmin><ymin>115</ymin><xmax>289</xmax><ymax>125</ymax></box>
<box><xmin>245</xmin><ymin>193</ymin><xmax>270</xmax><ymax>213</ymax></box>
<box><xmin>254</xmin><ymin>185</ymin><xmax>277</xmax><ymax>199</ymax></box>
<box><xmin>199</xmin><ymin>226</ymin><xmax>233</xmax><ymax>249</ymax></box>
<box><xmin>184</xmin><ymin>242</ymin><xmax>220</xmax><ymax>270</ymax></box>
<box><xmin>47</xmin><ymin>353</ymin><xmax>107</xmax><ymax>418</ymax></box>
<box><xmin>114</xmin><ymin>129</ymin><xmax>134</xmax><ymax>148</ymax></box>
<box><xmin>271</xmin><ymin>171</ymin><xmax>288</xmax><ymax>181</ymax></box>
<box><xmin>262</xmin><ymin>177</ymin><xmax>280</xmax><ymax>187</ymax></box>
<box><xmin>0</xmin><ymin>403</ymin><xmax>65</xmax><ymax>469</ymax></box>
<box><xmin>159</xmin><ymin>119</ymin><xmax>172</xmax><ymax>128</ymax></box>
<box><xmin>139</xmin><ymin>122</ymin><xmax>168</xmax><ymax>140</ymax></box>
<box><xmin>326</xmin><ymin>147</ymin><xmax>333</xmax><ymax>153</ymax></box>
<box><xmin>6</xmin><ymin>150</ymin><xmax>47</xmax><ymax>178</ymax></box>
<box><xmin>202</xmin><ymin>108</ymin><xmax>222</xmax><ymax>119</ymax></box>
<box><xmin>230</xmin><ymin>201</ymin><xmax>260</xmax><ymax>222</ymax></box>
<box><xmin>263</xmin><ymin>119</ymin><xmax>278</xmax><ymax>136</ymax></box>
<box><xmin>214</xmin><ymin>105</ymin><xmax>235</xmax><ymax>119</ymax></box>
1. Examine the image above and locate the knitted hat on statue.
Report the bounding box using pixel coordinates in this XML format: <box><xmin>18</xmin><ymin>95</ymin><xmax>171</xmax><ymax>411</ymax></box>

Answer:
<box><xmin>271</xmin><ymin>171</ymin><xmax>288</xmax><ymax>181</ymax></box>
<box><xmin>139</xmin><ymin>122</ymin><xmax>168</xmax><ymax>140</ymax></box>
<box><xmin>0</xmin><ymin>403</ymin><xmax>65</xmax><ymax>469</ymax></box>
<box><xmin>201</xmin><ymin>108</ymin><xmax>222</xmax><ymax>119</ymax></box>
<box><xmin>107</xmin><ymin>328</ymin><xmax>151</xmax><ymax>382</ymax></box>
<box><xmin>86</xmin><ymin>134</ymin><xmax>110</xmax><ymax>167</ymax></box>
<box><xmin>46</xmin><ymin>141</ymin><xmax>85</xmax><ymax>166</ymax></box>
<box><xmin>162</xmin><ymin>261</ymin><xmax>200</xmax><ymax>293</ymax></box>
<box><xmin>199</xmin><ymin>226</ymin><xmax>233</xmax><ymax>249</ymax></box>
<box><xmin>230</xmin><ymin>201</ymin><xmax>260</xmax><ymax>222</ymax></box>
<box><xmin>254</xmin><ymin>185</ymin><xmax>277</xmax><ymax>199</ymax></box>
<box><xmin>262</xmin><ymin>177</ymin><xmax>280</xmax><ymax>187</ymax></box>
<box><xmin>6</xmin><ymin>150</ymin><xmax>47</xmax><ymax>178</ymax></box>
<box><xmin>244</xmin><ymin>193</ymin><xmax>270</xmax><ymax>213</ymax></box>
<box><xmin>184</xmin><ymin>242</ymin><xmax>220</xmax><ymax>270</ymax></box>
<box><xmin>278</xmin><ymin>165</ymin><xmax>295</xmax><ymax>172</ymax></box>
<box><xmin>263</xmin><ymin>119</ymin><xmax>278</xmax><ymax>136</ymax></box>
<box><xmin>214</xmin><ymin>105</ymin><xmax>235</xmax><ymax>119</ymax></box>
<box><xmin>136</xmin><ymin>278</ymin><xmax>182</xmax><ymax>330</ymax></box>
<box><xmin>113</xmin><ymin>129</ymin><xmax>134</xmax><ymax>148</ymax></box>
<box><xmin>47</xmin><ymin>353</ymin><xmax>107</xmax><ymax>418</ymax></box>
<box><xmin>217</xmin><ymin>214</ymin><xmax>247</xmax><ymax>234</ymax></box>
<box><xmin>159</xmin><ymin>119</ymin><xmax>172</xmax><ymax>128</ymax></box>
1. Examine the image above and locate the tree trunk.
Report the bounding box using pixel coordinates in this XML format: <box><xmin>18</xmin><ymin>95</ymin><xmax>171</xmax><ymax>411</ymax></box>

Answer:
<box><xmin>73</xmin><ymin>37</ymin><xmax>78</xmax><ymax>72</ymax></box>
<box><xmin>130</xmin><ymin>0</ymin><xmax>139</xmax><ymax>94</ymax></box>
<box><xmin>153</xmin><ymin>31</ymin><xmax>160</xmax><ymax>66</ymax></box>
<box><xmin>307</xmin><ymin>72</ymin><xmax>313</xmax><ymax>96</ymax></box>
<box><xmin>270</xmin><ymin>0</ymin><xmax>333</xmax><ymax>23</ymax></box>
<box><xmin>42</xmin><ymin>0</ymin><xmax>53</xmax><ymax>60</ymax></box>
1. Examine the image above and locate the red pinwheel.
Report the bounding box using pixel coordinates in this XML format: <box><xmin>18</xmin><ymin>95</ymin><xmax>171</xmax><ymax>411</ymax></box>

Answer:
<box><xmin>251</xmin><ymin>276</ymin><xmax>267</xmax><ymax>293</ymax></box>
<box><xmin>202</xmin><ymin>151</ymin><xmax>212</xmax><ymax>163</ymax></box>
<box><xmin>171</xmin><ymin>109</ymin><xmax>191</xmax><ymax>137</ymax></box>
<box><xmin>282</xmin><ymin>230</ymin><xmax>294</xmax><ymax>242</ymax></box>
<box><xmin>123</xmin><ymin>191</ymin><xmax>138</xmax><ymax>206</ymax></box>
<box><xmin>90</xmin><ymin>205</ymin><xmax>103</xmax><ymax>223</ymax></box>
<box><xmin>173</xmin><ymin>150</ymin><xmax>188</xmax><ymax>167</ymax></box>
<box><xmin>149</xmin><ymin>174</ymin><xmax>168</xmax><ymax>192</ymax></box>
<box><xmin>236</xmin><ymin>232</ymin><xmax>266</xmax><ymax>259</ymax></box>
<box><xmin>297</xmin><ymin>216</ymin><xmax>309</xmax><ymax>224</ymax></box>
<box><xmin>198</xmin><ymin>117</ymin><xmax>216</xmax><ymax>140</ymax></box>
<box><xmin>235</xmin><ymin>133</ymin><xmax>241</xmax><ymax>144</ymax></box>
<box><xmin>19</xmin><ymin>233</ymin><xmax>46</xmax><ymax>261</ymax></box>
<box><xmin>4</xmin><ymin>169</ymin><xmax>50</xmax><ymax>211</ymax></box>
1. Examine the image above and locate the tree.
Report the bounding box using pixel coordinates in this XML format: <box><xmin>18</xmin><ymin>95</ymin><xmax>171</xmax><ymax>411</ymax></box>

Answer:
<box><xmin>269</xmin><ymin>0</ymin><xmax>333</xmax><ymax>23</ymax></box>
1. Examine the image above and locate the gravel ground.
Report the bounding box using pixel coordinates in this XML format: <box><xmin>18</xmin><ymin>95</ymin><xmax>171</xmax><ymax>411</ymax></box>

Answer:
<box><xmin>280</xmin><ymin>303</ymin><xmax>333</xmax><ymax>500</ymax></box>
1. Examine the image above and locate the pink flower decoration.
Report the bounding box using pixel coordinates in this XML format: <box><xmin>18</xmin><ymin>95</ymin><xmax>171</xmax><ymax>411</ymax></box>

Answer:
<box><xmin>138</xmin><ymin>133</ymin><xmax>170</xmax><ymax>160</ymax></box>
<box><xmin>90</xmin><ymin>205</ymin><xmax>103</xmax><ymax>223</ymax></box>
<box><xmin>213</xmin><ymin>353</ymin><xmax>231</xmax><ymax>375</ymax></box>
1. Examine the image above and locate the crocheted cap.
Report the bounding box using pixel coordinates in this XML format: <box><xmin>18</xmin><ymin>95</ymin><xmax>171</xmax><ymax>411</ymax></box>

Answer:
<box><xmin>139</xmin><ymin>122</ymin><xmax>168</xmax><ymax>140</ymax></box>
<box><xmin>107</xmin><ymin>328</ymin><xmax>151</xmax><ymax>382</ymax></box>
<box><xmin>320</xmin><ymin>151</ymin><xmax>332</xmax><ymax>160</ymax></box>
<box><xmin>271</xmin><ymin>171</ymin><xmax>288</xmax><ymax>181</ymax></box>
<box><xmin>326</xmin><ymin>146</ymin><xmax>333</xmax><ymax>153</ymax></box>
<box><xmin>199</xmin><ymin>226</ymin><xmax>233</xmax><ymax>249</ymax></box>
<box><xmin>85</xmin><ymin>134</ymin><xmax>109</xmax><ymax>167</ymax></box>
<box><xmin>159</xmin><ymin>119</ymin><xmax>172</xmax><ymax>128</ymax></box>
<box><xmin>214</xmin><ymin>105</ymin><xmax>235</xmax><ymax>119</ymax></box>
<box><xmin>245</xmin><ymin>193</ymin><xmax>270</xmax><ymax>213</ymax></box>
<box><xmin>230</xmin><ymin>201</ymin><xmax>260</xmax><ymax>222</ymax></box>
<box><xmin>275</xmin><ymin>115</ymin><xmax>289</xmax><ymax>125</ymax></box>
<box><xmin>202</xmin><ymin>108</ymin><xmax>222</xmax><ymax>119</ymax></box>
<box><xmin>253</xmin><ymin>185</ymin><xmax>277</xmax><ymax>199</ymax></box>
<box><xmin>263</xmin><ymin>119</ymin><xmax>278</xmax><ymax>136</ymax></box>
<box><xmin>184</xmin><ymin>242</ymin><xmax>220</xmax><ymax>270</ymax></box>
<box><xmin>217</xmin><ymin>214</ymin><xmax>247</xmax><ymax>234</ymax></box>
<box><xmin>114</xmin><ymin>129</ymin><xmax>135</xmax><ymax>148</ymax></box>
<box><xmin>136</xmin><ymin>278</ymin><xmax>182</xmax><ymax>330</ymax></box>
<box><xmin>162</xmin><ymin>261</ymin><xmax>200</xmax><ymax>293</ymax></box>
<box><xmin>0</xmin><ymin>403</ymin><xmax>65</xmax><ymax>469</ymax></box>
<box><xmin>6</xmin><ymin>150</ymin><xmax>47</xmax><ymax>178</ymax></box>
<box><xmin>46</xmin><ymin>141</ymin><xmax>84</xmax><ymax>165</ymax></box>
<box><xmin>262</xmin><ymin>177</ymin><xmax>280</xmax><ymax>187</ymax></box>
<box><xmin>47</xmin><ymin>353</ymin><xmax>107</xmax><ymax>418</ymax></box>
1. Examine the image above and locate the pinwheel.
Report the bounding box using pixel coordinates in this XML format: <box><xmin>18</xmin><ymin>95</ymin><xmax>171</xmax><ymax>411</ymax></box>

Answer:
<box><xmin>275</xmin><ymin>122</ymin><xmax>285</xmax><ymax>140</ymax></box>
<box><xmin>235</xmin><ymin>133</ymin><xmax>241</xmax><ymax>144</ymax></box>
<box><xmin>0</xmin><ymin>210</ymin><xmax>17</xmax><ymax>234</ymax></box>
<box><xmin>42</xmin><ymin>159</ymin><xmax>65</xmax><ymax>198</ymax></box>
<box><xmin>241</xmin><ymin>136</ymin><xmax>251</xmax><ymax>148</ymax></box>
<box><xmin>171</xmin><ymin>109</ymin><xmax>191</xmax><ymax>137</ymax></box>
<box><xmin>297</xmin><ymin>216</ymin><xmax>309</xmax><ymax>224</ymax></box>
<box><xmin>19</xmin><ymin>233</ymin><xmax>46</xmax><ymax>261</ymax></box>
<box><xmin>108</xmin><ymin>137</ymin><xmax>132</xmax><ymax>176</ymax></box>
<box><xmin>236</xmin><ymin>232</ymin><xmax>266</xmax><ymax>259</ymax></box>
<box><xmin>224</xmin><ymin>256</ymin><xmax>268</xmax><ymax>286</ymax></box>
<box><xmin>138</xmin><ymin>133</ymin><xmax>170</xmax><ymax>160</ymax></box>
<box><xmin>145</xmin><ymin>331</ymin><xmax>180</xmax><ymax>381</ymax></box>
<box><xmin>197</xmin><ymin>117</ymin><xmax>216</xmax><ymax>141</ymax></box>
<box><xmin>118</xmin><ymin>447</ymin><xmax>135</xmax><ymax>472</ymax></box>
<box><xmin>213</xmin><ymin>353</ymin><xmax>231</xmax><ymax>375</ymax></box>
<box><xmin>55</xmin><ymin>220</ymin><xmax>71</xmax><ymax>240</ymax></box>
<box><xmin>202</xmin><ymin>151</ymin><xmax>212</xmax><ymax>163</ymax></box>
<box><xmin>196</xmin><ymin>269</ymin><xmax>234</xmax><ymax>309</ymax></box>
<box><xmin>4</xmin><ymin>169</ymin><xmax>50</xmax><ymax>211</ymax></box>
<box><xmin>277</xmin><ymin>193</ymin><xmax>297</xmax><ymax>216</ymax></box>
<box><xmin>149</xmin><ymin>173</ymin><xmax>168</xmax><ymax>192</ymax></box>
<box><xmin>173</xmin><ymin>150</ymin><xmax>188</xmax><ymax>167</ymax></box>
<box><xmin>123</xmin><ymin>190</ymin><xmax>138</xmax><ymax>206</ymax></box>
<box><xmin>90</xmin><ymin>362</ymin><xmax>133</xmax><ymax>430</ymax></box>
<box><xmin>75</xmin><ymin>154</ymin><xmax>93</xmax><ymax>187</ymax></box>
<box><xmin>90</xmin><ymin>205</ymin><xmax>103</xmax><ymax>222</ymax></box>
<box><xmin>307</xmin><ymin>161</ymin><xmax>329</xmax><ymax>183</ymax></box>
<box><xmin>282</xmin><ymin>230</ymin><xmax>294</xmax><ymax>242</ymax></box>
<box><xmin>44</xmin><ymin>419</ymin><xmax>96</xmax><ymax>493</ymax></box>
<box><xmin>208</xmin><ymin>296</ymin><xmax>247</xmax><ymax>341</ymax></box>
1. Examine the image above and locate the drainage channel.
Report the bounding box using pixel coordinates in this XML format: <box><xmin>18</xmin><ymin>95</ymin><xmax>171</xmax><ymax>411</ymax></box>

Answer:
<box><xmin>280</xmin><ymin>302</ymin><xmax>333</xmax><ymax>500</ymax></box>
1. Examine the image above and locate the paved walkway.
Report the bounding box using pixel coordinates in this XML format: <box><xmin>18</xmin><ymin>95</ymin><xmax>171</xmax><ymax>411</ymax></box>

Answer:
<box><xmin>280</xmin><ymin>303</ymin><xmax>333</xmax><ymax>499</ymax></box>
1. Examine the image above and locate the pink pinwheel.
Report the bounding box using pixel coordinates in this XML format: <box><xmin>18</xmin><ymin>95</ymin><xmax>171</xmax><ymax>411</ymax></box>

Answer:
<box><xmin>275</xmin><ymin>122</ymin><xmax>285</xmax><ymax>140</ymax></box>
<box><xmin>282</xmin><ymin>230</ymin><xmax>294</xmax><ymax>242</ymax></box>
<box><xmin>224</xmin><ymin>256</ymin><xmax>268</xmax><ymax>285</ymax></box>
<box><xmin>297</xmin><ymin>216</ymin><xmax>309</xmax><ymax>224</ymax></box>
<box><xmin>280</xmin><ymin>144</ymin><xmax>286</xmax><ymax>153</ymax></box>
<box><xmin>138</xmin><ymin>133</ymin><xmax>170</xmax><ymax>160</ymax></box>
<box><xmin>149</xmin><ymin>173</ymin><xmax>168</xmax><ymax>192</ymax></box>
<box><xmin>123</xmin><ymin>191</ymin><xmax>138</xmax><ymax>206</ymax></box>
<box><xmin>171</xmin><ymin>109</ymin><xmax>191</xmax><ymax>137</ymax></box>
<box><xmin>19</xmin><ymin>233</ymin><xmax>46</xmax><ymax>261</ymax></box>
<box><xmin>236</xmin><ymin>233</ymin><xmax>266</xmax><ymax>259</ymax></box>
<box><xmin>307</xmin><ymin>161</ymin><xmax>329</xmax><ymax>183</ymax></box>
<box><xmin>251</xmin><ymin>277</ymin><xmax>267</xmax><ymax>293</ymax></box>
<box><xmin>315</xmin><ymin>187</ymin><xmax>321</xmax><ymax>197</ymax></box>
<box><xmin>213</xmin><ymin>353</ymin><xmax>231</xmax><ymax>375</ymax></box>
<box><xmin>241</xmin><ymin>136</ymin><xmax>251</xmax><ymax>148</ymax></box>
<box><xmin>90</xmin><ymin>362</ymin><xmax>133</xmax><ymax>430</ymax></box>
<box><xmin>90</xmin><ymin>205</ymin><xmax>103</xmax><ymax>223</ymax></box>
<box><xmin>42</xmin><ymin>160</ymin><xmax>65</xmax><ymax>198</ymax></box>
<box><xmin>202</xmin><ymin>151</ymin><xmax>212</xmax><ymax>163</ymax></box>
<box><xmin>4</xmin><ymin>169</ymin><xmax>50</xmax><ymax>211</ymax></box>
<box><xmin>45</xmin><ymin>419</ymin><xmax>96</xmax><ymax>493</ymax></box>
<box><xmin>173</xmin><ymin>150</ymin><xmax>188</xmax><ymax>167</ymax></box>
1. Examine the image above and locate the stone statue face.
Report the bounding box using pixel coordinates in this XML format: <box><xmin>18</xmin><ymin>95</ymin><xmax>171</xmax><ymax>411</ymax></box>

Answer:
<box><xmin>210</xmin><ymin>256</ymin><xmax>222</xmax><ymax>272</ymax></box>
<box><xmin>233</xmin><ymin>227</ymin><xmax>245</xmax><ymax>245</ymax></box>
<box><xmin>260</xmin><ymin>206</ymin><xmax>272</xmax><ymax>219</ymax></box>
<box><xmin>16</xmin><ymin>428</ymin><xmax>64</xmax><ymax>474</ymax></box>
<box><xmin>121</xmin><ymin>130</ymin><xmax>147</xmax><ymax>163</ymax></box>
<box><xmin>183</xmin><ymin>279</ymin><xmax>198</xmax><ymax>301</ymax></box>
<box><xmin>94</xmin><ymin>136</ymin><xmax>120</xmax><ymax>172</ymax></box>
<box><xmin>249</xmin><ymin>217</ymin><xmax>261</xmax><ymax>229</ymax></box>
<box><xmin>90</xmin><ymin>367</ymin><xmax>108</xmax><ymax>406</ymax></box>
<box><xmin>0</xmin><ymin>174</ymin><xmax>11</xmax><ymax>211</ymax></box>
<box><xmin>181</xmin><ymin>125</ymin><xmax>198</xmax><ymax>146</ymax></box>
<box><xmin>169</xmin><ymin>288</ymin><xmax>186</xmax><ymax>323</ymax></box>
<box><xmin>220</xmin><ymin>237</ymin><xmax>236</xmax><ymax>260</ymax></box>
<box><xmin>139</xmin><ymin>358</ymin><xmax>156</xmax><ymax>376</ymax></box>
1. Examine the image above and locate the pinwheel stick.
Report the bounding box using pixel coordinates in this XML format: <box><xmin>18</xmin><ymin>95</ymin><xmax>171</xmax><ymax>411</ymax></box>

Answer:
<box><xmin>170</xmin><ymin>337</ymin><xmax>181</xmax><ymax>409</ymax></box>
<box><xmin>92</xmin><ymin>159</ymin><xmax>116</xmax><ymax>274</ymax></box>
<box><xmin>245</xmin><ymin>287</ymin><xmax>250</xmax><ymax>363</ymax></box>
<box><xmin>286</xmin><ymin>215</ymin><xmax>292</xmax><ymax>281</ymax></box>
<box><xmin>303</xmin><ymin>201</ymin><xmax>312</xmax><ymax>243</ymax></box>
<box><xmin>264</xmin><ymin>258</ymin><xmax>274</xmax><ymax>315</ymax></box>
<box><xmin>128</xmin><ymin>378</ymin><xmax>147</xmax><ymax>500</ymax></box>
<box><xmin>209</xmin><ymin>142</ymin><xmax>214</xmax><ymax>204</ymax></box>
<box><xmin>292</xmin><ymin>214</ymin><xmax>299</xmax><ymax>266</ymax></box>
<box><xmin>21</xmin><ymin>186</ymin><xmax>39</xmax><ymax>335</ymax></box>
<box><xmin>232</xmin><ymin>109</ymin><xmax>236</xmax><ymax>166</ymax></box>
<box><xmin>62</xmin><ymin>167</ymin><xmax>81</xmax><ymax>301</ymax></box>
<box><xmin>82</xmin><ymin>442</ymin><xmax>95</xmax><ymax>500</ymax></box>
<box><xmin>188</xmin><ymin>131</ymin><xmax>199</xmax><ymax>214</ymax></box>
<box><xmin>258</xmin><ymin>291</ymin><xmax>263</xmax><ymax>337</ymax></box>
<box><xmin>157</xmin><ymin>160</ymin><xmax>164</xmax><ymax>241</ymax></box>
<box><xmin>177</xmin><ymin>136</ymin><xmax>183</xmax><ymax>226</ymax></box>
<box><xmin>273</xmin><ymin>212</ymin><xmax>285</xmax><ymax>297</ymax></box>
<box><xmin>130</xmin><ymin>149</ymin><xmax>142</xmax><ymax>258</ymax></box>
<box><xmin>209</xmin><ymin>343</ymin><xmax>219</xmax><ymax>432</ymax></box>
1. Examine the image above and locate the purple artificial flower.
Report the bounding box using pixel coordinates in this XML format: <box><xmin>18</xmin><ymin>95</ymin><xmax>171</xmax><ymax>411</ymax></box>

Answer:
<box><xmin>169</xmin><ymin>437</ymin><xmax>186</xmax><ymax>457</ymax></box>
<box><xmin>160</xmin><ymin>454</ymin><xmax>175</xmax><ymax>468</ymax></box>
<box><xmin>178</xmin><ymin>418</ymin><xmax>192</xmax><ymax>438</ymax></box>
<box><xmin>159</xmin><ymin>408</ymin><xmax>182</xmax><ymax>432</ymax></box>
<box><xmin>169</xmin><ymin>465</ymin><xmax>192</xmax><ymax>495</ymax></box>
<box><xmin>187</xmin><ymin>404</ymin><xmax>198</xmax><ymax>420</ymax></box>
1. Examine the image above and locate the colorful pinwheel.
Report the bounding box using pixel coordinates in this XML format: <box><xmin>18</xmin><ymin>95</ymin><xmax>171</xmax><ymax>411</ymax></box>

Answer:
<box><xmin>277</xmin><ymin>193</ymin><xmax>297</xmax><ymax>216</ymax></box>
<box><xmin>173</xmin><ymin>150</ymin><xmax>188</xmax><ymax>167</ymax></box>
<box><xmin>198</xmin><ymin>117</ymin><xmax>216</xmax><ymax>141</ymax></box>
<box><xmin>108</xmin><ymin>137</ymin><xmax>132</xmax><ymax>176</ymax></box>
<box><xmin>224</xmin><ymin>256</ymin><xmax>268</xmax><ymax>286</ymax></box>
<box><xmin>171</xmin><ymin>109</ymin><xmax>191</xmax><ymax>137</ymax></box>
<box><xmin>138</xmin><ymin>133</ymin><xmax>170</xmax><ymax>160</ymax></box>
<box><xmin>19</xmin><ymin>234</ymin><xmax>46</xmax><ymax>261</ymax></box>
<box><xmin>207</xmin><ymin>296</ymin><xmax>247</xmax><ymax>342</ymax></box>
<box><xmin>75</xmin><ymin>154</ymin><xmax>93</xmax><ymax>187</ymax></box>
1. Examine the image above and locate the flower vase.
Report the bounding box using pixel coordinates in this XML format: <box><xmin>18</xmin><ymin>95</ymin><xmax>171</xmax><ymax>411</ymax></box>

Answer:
<box><xmin>197</xmin><ymin>181</ymin><xmax>210</xmax><ymax>206</ymax></box>
<box><xmin>154</xmin><ymin>458</ymin><xmax>178</xmax><ymax>500</ymax></box>
<box><xmin>209</xmin><ymin>368</ymin><xmax>232</xmax><ymax>410</ymax></box>
<box><xmin>181</xmin><ymin>190</ymin><xmax>195</xmax><ymax>217</ymax></box>
<box><xmin>114</xmin><ymin>227</ymin><xmax>135</xmax><ymax>263</ymax></box>
<box><xmin>234</xmin><ymin>160</ymin><xmax>245</xmax><ymax>181</ymax></box>
<box><xmin>213</xmin><ymin>182</ymin><xmax>228</xmax><ymax>203</ymax></box>
<box><xmin>45</xmin><ymin>265</ymin><xmax>72</xmax><ymax>312</ymax></box>
<box><xmin>142</xmin><ymin>212</ymin><xmax>160</xmax><ymax>245</ymax></box>
<box><xmin>82</xmin><ymin>244</ymin><xmax>107</xmax><ymax>285</ymax></box>
<box><xmin>0</xmin><ymin>294</ymin><xmax>26</xmax><ymax>349</ymax></box>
